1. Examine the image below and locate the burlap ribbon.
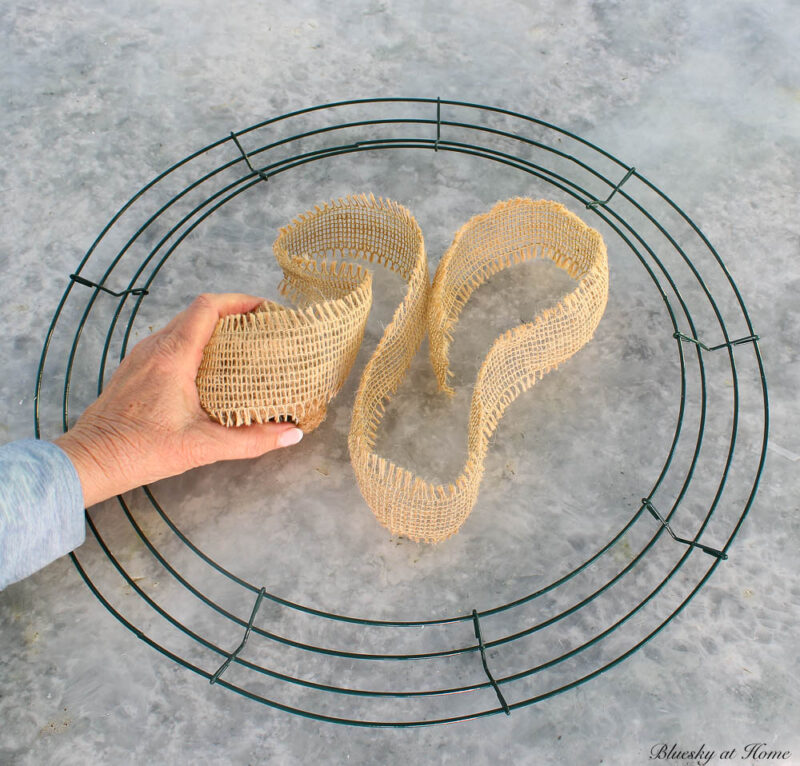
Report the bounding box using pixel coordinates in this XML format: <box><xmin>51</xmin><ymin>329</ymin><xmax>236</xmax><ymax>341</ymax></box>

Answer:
<box><xmin>196</xmin><ymin>195</ymin><xmax>608</xmax><ymax>542</ymax></box>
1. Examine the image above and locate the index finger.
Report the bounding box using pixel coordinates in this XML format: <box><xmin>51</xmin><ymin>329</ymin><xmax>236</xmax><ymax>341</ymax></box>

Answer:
<box><xmin>168</xmin><ymin>292</ymin><xmax>266</xmax><ymax>349</ymax></box>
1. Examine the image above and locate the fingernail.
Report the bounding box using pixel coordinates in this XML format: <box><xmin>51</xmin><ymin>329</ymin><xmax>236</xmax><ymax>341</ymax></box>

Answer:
<box><xmin>278</xmin><ymin>427</ymin><xmax>304</xmax><ymax>448</ymax></box>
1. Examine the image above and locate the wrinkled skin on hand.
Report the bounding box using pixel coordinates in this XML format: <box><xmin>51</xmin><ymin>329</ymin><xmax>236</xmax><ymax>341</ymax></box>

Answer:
<box><xmin>56</xmin><ymin>293</ymin><xmax>303</xmax><ymax>507</ymax></box>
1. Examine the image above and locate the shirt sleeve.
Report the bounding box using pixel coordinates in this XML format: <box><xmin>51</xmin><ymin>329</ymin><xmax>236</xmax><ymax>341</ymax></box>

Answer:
<box><xmin>0</xmin><ymin>439</ymin><xmax>85</xmax><ymax>590</ymax></box>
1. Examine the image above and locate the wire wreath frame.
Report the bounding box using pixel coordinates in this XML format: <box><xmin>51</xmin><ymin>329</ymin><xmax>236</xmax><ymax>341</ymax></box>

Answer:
<box><xmin>33</xmin><ymin>98</ymin><xmax>768</xmax><ymax>727</ymax></box>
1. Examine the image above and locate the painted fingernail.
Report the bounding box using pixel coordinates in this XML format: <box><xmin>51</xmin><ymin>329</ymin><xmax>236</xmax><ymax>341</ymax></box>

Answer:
<box><xmin>278</xmin><ymin>427</ymin><xmax>304</xmax><ymax>448</ymax></box>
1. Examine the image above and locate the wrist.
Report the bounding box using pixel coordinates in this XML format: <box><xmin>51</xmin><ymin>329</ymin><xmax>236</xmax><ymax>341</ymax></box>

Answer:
<box><xmin>55</xmin><ymin>423</ymin><xmax>133</xmax><ymax>507</ymax></box>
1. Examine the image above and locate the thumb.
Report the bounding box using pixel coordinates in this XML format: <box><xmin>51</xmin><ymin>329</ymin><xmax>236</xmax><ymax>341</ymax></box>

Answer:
<box><xmin>195</xmin><ymin>420</ymin><xmax>304</xmax><ymax>463</ymax></box>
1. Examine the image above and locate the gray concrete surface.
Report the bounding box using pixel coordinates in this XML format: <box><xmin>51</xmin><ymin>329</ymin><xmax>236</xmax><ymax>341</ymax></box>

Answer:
<box><xmin>1</xmin><ymin>1</ymin><xmax>798</xmax><ymax>764</ymax></box>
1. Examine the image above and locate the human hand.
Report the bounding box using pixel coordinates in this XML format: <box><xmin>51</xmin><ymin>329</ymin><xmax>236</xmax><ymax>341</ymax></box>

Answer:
<box><xmin>55</xmin><ymin>293</ymin><xmax>303</xmax><ymax>507</ymax></box>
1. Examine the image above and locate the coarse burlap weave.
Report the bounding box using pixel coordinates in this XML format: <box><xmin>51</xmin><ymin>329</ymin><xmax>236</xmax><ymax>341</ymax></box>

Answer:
<box><xmin>196</xmin><ymin>194</ymin><xmax>608</xmax><ymax>542</ymax></box>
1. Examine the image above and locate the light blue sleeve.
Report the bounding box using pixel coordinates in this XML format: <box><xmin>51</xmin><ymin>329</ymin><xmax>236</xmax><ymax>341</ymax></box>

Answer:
<box><xmin>0</xmin><ymin>439</ymin><xmax>85</xmax><ymax>590</ymax></box>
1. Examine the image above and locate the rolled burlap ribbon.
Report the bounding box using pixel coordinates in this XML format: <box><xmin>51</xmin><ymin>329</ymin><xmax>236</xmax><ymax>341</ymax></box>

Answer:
<box><xmin>196</xmin><ymin>195</ymin><xmax>608</xmax><ymax>542</ymax></box>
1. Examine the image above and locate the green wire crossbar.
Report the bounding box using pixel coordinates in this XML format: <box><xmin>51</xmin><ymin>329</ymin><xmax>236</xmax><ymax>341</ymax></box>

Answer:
<box><xmin>69</xmin><ymin>273</ymin><xmax>149</xmax><ymax>298</ymax></box>
<box><xmin>34</xmin><ymin>97</ymin><xmax>768</xmax><ymax>727</ymax></box>
<box><xmin>674</xmin><ymin>330</ymin><xmax>760</xmax><ymax>353</ymax></box>
<box><xmin>229</xmin><ymin>131</ymin><xmax>270</xmax><ymax>183</ymax></box>
<box><xmin>642</xmin><ymin>499</ymin><xmax>728</xmax><ymax>560</ymax></box>
<box><xmin>472</xmin><ymin>610</ymin><xmax>510</xmax><ymax>715</ymax></box>
<box><xmin>585</xmin><ymin>166</ymin><xmax>636</xmax><ymax>209</ymax></box>
<box><xmin>210</xmin><ymin>587</ymin><xmax>267</xmax><ymax>685</ymax></box>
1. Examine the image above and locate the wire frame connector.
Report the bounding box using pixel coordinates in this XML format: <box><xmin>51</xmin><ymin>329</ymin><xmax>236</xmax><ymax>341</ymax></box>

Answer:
<box><xmin>69</xmin><ymin>273</ymin><xmax>148</xmax><ymax>297</ymax></box>
<box><xmin>674</xmin><ymin>330</ymin><xmax>760</xmax><ymax>353</ymax></box>
<box><xmin>434</xmin><ymin>97</ymin><xmax>442</xmax><ymax>152</ymax></box>
<box><xmin>230</xmin><ymin>131</ymin><xmax>270</xmax><ymax>182</ymax></box>
<box><xmin>642</xmin><ymin>499</ymin><xmax>728</xmax><ymax>560</ymax></box>
<box><xmin>472</xmin><ymin>610</ymin><xmax>510</xmax><ymax>715</ymax></box>
<box><xmin>586</xmin><ymin>166</ymin><xmax>635</xmax><ymax>209</ymax></box>
<box><xmin>210</xmin><ymin>587</ymin><xmax>267</xmax><ymax>684</ymax></box>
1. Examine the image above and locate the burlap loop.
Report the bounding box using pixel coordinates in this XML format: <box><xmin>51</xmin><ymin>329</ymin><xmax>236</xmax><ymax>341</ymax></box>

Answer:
<box><xmin>197</xmin><ymin>194</ymin><xmax>608</xmax><ymax>542</ymax></box>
